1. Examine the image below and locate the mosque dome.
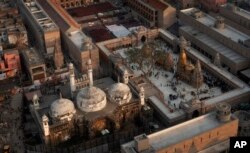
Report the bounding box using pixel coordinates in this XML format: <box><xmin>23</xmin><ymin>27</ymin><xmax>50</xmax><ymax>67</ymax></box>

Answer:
<box><xmin>108</xmin><ymin>83</ymin><xmax>132</xmax><ymax>105</ymax></box>
<box><xmin>76</xmin><ymin>86</ymin><xmax>107</xmax><ymax>112</ymax></box>
<box><xmin>50</xmin><ymin>97</ymin><xmax>76</xmax><ymax>121</ymax></box>
<box><xmin>141</xmin><ymin>43</ymin><xmax>153</xmax><ymax>58</ymax></box>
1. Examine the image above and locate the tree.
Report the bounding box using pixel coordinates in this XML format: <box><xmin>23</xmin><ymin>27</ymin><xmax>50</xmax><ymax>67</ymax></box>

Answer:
<box><xmin>125</xmin><ymin>41</ymin><xmax>166</xmax><ymax>76</ymax></box>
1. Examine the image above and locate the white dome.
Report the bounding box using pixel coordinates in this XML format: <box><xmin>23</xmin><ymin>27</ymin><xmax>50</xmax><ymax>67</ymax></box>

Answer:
<box><xmin>108</xmin><ymin>83</ymin><xmax>132</xmax><ymax>105</ymax></box>
<box><xmin>50</xmin><ymin>98</ymin><xmax>76</xmax><ymax>121</ymax></box>
<box><xmin>76</xmin><ymin>86</ymin><xmax>107</xmax><ymax>112</ymax></box>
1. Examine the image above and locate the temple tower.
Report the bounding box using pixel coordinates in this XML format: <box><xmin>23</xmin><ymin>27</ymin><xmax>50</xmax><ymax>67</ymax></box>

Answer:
<box><xmin>214</xmin><ymin>53</ymin><xmax>221</xmax><ymax>68</ymax></box>
<box><xmin>53</xmin><ymin>42</ymin><xmax>64</xmax><ymax>70</ymax></box>
<box><xmin>192</xmin><ymin>60</ymin><xmax>203</xmax><ymax>88</ymax></box>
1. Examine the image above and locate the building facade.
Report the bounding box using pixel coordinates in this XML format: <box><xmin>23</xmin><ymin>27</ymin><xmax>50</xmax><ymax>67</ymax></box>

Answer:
<box><xmin>121</xmin><ymin>103</ymin><xmax>238</xmax><ymax>153</ymax></box>
<box><xmin>126</xmin><ymin>0</ymin><xmax>176</xmax><ymax>28</ymax></box>
<box><xmin>178</xmin><ymin>0</ymin><xmax>197</xmax><ymax>9</ymax></box>
<box><xmin>200</xmin><ymin>0</ymin><xmax>227</xmax><ymax>12</ymax></box>
<box><xmin>22</xmin><ymin>48</ymin><xmax>46</xmax><ymax>82</ymax></box>
<box><xmin>19</xmin><ymin>0</ymin><xmax>61</xmax><ymax>58</ymax></box>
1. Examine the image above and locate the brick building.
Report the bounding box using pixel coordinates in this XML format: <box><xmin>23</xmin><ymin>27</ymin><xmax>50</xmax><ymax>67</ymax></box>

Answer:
<box><xmin>0</xmin><ymin>50</ymin><xmax>21</xmax><ymax>80</ymax></box>
<box><xmin>126</xmin><ymin>0</ymin><xmax>176</xmax><ymax>28</ymax></box>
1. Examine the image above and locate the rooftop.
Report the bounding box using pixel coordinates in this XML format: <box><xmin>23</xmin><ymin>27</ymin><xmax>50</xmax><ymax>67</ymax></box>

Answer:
<box><xmin>68</xmin><ymin>30</ymin><xmax>88</xmax><ymax>50</ymax></box>
<box><xmin>145</xmin><ymin>0</ymin><xmax>168</xmax><ymax>11</ymax></box>
<box><xmin>106</xmin><ymin>24</ymin><xmax>131</xmax><ymax>38</ymax></box>
<box><xmin>67</xmin><ymin>2</ymin><xmax>115</xmax><ymax>17</ymax></box>
<box><xmin>180</xmin><ymin>26</ymin><xmax>248</xmax><ymax>64</ymax></box>
<box><xmin>22</xmin><ymin>48</ymin><xmax>44</xmax><ymax>67</ymax></box>
<box><xmin>85</xmin><ymin>26</ymin><xmax>116</xmax><ymax>42</ymax></box>
<box><xmin>221</xmin><ymin>4</ymin><xmax>250</xmax><ymax>20</ymax></box>
<box><xmin>37</xmin><ymin>0</ymin><xmax>70</xmax><ymax>31</ymax></box>
<box><xmin>122</xmin><ymin>112</ymin><xmax>237</xmax><ymax>151</ymax></box>
<box><xmin>181</xmin><ymin>8</ymin><xmax>250</xmax><ymax>43</ymax></box>
<box><xmin>23</xmin><ymin>0</ymin><xmax>58</xmax><ymax>32</ymax></box>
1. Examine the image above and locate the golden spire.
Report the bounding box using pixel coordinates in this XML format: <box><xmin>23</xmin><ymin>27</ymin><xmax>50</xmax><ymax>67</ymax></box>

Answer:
<box><xmin>179</xmin><ymin>49</ymin><xmax>187</xmax><ymax>66</ymax></box>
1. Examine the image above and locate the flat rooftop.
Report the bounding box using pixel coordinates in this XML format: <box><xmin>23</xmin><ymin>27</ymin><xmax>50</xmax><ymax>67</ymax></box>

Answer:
<box><xmin>68</xmin><ymin>30</ymin><xmax>88</xmax><ymax>50</ymax></box>
<box><xmin>67</xmin><ymin>2</ymin><xmax>115</xmax><ymax>17</ymax></box>
<box><xmin>181</xmin><ymin>8</ymin><xmax>250</xmax><ymax>43</ymax></box>
<box><xmin>85</xmin><ymin>26</ymin><xmax>116</xmax><ymax>42</ymax></box>
<box><xmin>23</xmin><ymin>0</ymin><xmax>58</xmax><ymax>32</ymax></box>
<box><xmin>37</xmin><ymin>0</ymin><xmax>70</xmax><ymax>31</ymax></box>
<box><xmin>106</xmin><ymin>24</ymin><xmax>131</xmax><ymax>38</ymax></box>
<box><xmin>122</xmin><ymin>112</ymin><xmax>236</xmax><ymax>151</ymax></box>
<box><xmin>180</xmin><ymin>26</ymin><xmax>248</xmax><ymax>64</ymax></box>
<box><xmin>221</xmin><ymin>4</ymin><xmax>250</xmax><ymax>20</ymax></box>
<box><xmin>22</xmin><ymin>48</ymin><xmax>44</xmax><ymax>67</ymax></box>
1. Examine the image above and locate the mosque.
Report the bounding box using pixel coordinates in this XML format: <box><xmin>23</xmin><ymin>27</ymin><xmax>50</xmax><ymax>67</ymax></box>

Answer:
<box><xmin>29</xmin><ymin>59</ymin><xmax>152</xmax><ymax>145</ymax></box>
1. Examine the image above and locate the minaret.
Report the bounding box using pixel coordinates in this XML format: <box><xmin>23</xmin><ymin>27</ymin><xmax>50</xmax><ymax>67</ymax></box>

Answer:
<box><xmin>69</xmin><ymin>63</ymin><xmax>76</xmax><ymax>96</ymax></box>
<box><xmin>214</xmin><ymin>53</ymin><xmax>221</xmax><ymax>68</ymax></box>
<box><xmin>139</xmin><ymin>87</ymin><xmax>145</xmax><ymax>106</ymax></box>
<box><xmin>87</xmin><ymin>59</ymin><xmax>93</xmax><ymax>87</ymax></box>
<box><xmin>42</xmin><ymin>114</ymin><xmax>49</xmax><ymax>136</ymax></box>
<box><xmin>192</xmin><ymin>60</ymin><xmax>203</xmax><ymax>88</ymax></box>
<box><xmin>123</xmin><ymin>69</ymin><xmax>129</xmax><ymax>84</ymax></box>
<box><xmin>53</xmin><ymin>41</ymin><xmax>64</xmax><ymax>70</ymax></box>
<box><xmin>32</xmin><ymin>94</ymin><xmax>39</xmax><ymax>109</ymax></box>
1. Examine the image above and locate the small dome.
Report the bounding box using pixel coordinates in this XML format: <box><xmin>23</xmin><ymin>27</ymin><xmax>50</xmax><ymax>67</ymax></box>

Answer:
<box><xmin>141</xmin><ymin>43</ymin><xmax>153</xmax><ymax>58</ymax></box>
<box><xmin>77</xmin><ymin>86</ymin><xmax>107</xmax><ymax>112</ymax></box>
<box><xmin>108</xmin><ymin>83</ymin><xmax>132</xmax><ymax>105</ymax></box>
<box><xmin>50</xmin><ymin>98</ymin><xmax>76</xmax><ymax>121</ymax></box>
